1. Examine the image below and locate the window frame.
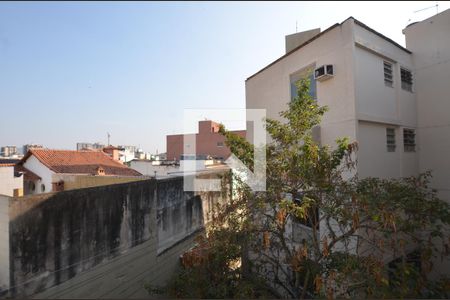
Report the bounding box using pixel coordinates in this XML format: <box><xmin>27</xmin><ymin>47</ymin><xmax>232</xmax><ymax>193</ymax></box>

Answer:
<box><xmin>386</xmin><ymin>127</ymin><xmax>396</xmax><ymax>152</ymax></box>
<box><xmin>400</xmin><ymin>67</ymin><xmax>413</xmax><ymax>92</ymax></box>
<box><xmin>290</xmin><ymin>65</ymin><xmax>317</xmax><ymax>101</ymax></box>
<box><xmin>383</xmin><ymin>61</ymin><xmax>394</xmax><ymax>87</ymax></box>
<box><xmin>403</xmin><ymin>128</ymin><xmax>416</xmax><ymax>152</ymax></box>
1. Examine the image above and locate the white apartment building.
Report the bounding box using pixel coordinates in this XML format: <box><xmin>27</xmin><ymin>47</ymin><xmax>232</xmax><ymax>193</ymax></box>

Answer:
<box><xmin>246</xmin><ymin>10</ymin><xmax>450</xmax><ymax>279</ymax></box>
<box><xmin>246</xmin><ymin>10</ymin><xmax>450</xmax><ymax>201</ymax></box>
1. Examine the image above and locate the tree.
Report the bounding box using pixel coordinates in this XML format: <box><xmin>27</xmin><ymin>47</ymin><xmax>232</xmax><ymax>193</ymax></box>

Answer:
<box><xmin>161</xmin><ymin>78</ymin><xmax>450</xmax><ymax>299</ymax></box>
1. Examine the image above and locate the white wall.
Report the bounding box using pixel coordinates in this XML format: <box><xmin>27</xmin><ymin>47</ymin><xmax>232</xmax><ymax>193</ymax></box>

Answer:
<box><xmin>404</xmin><ymin>9</ymin><xmax>450</xmax><ymax>201</ymax></box>
<box><xmin>357</xmin><ymin>121</ymin><xmax>417</xmax><ymax>179</ymax></box>
<box><xmin>353</xmin><ymin>24</ymin><xmax>416</xmax><ymax>127</ymax></box>
<box><xmin>23</xmin><ymin>155</ymin><xmax>54</xmax><ymax>194</ymax></box>
<box><xmin>0</xmin><ymin>167</ymin><xmax>23</xmax><ymax>197</ymax></box>
<box><xmin>246</xmin><ymin>18</ymin><xmax>418</xmax><ymax>180</ymax></box>
<box><xmin>0</xmin><ymin>195</ymin><xmax>9</xmax><ymax>292</ymax></box>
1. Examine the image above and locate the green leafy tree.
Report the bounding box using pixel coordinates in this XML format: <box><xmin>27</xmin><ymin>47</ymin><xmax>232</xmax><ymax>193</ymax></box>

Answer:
<box><xmin>160</xmin><ymin>78</ymin><xmax>450</xmax><ymax>299</ymax></box>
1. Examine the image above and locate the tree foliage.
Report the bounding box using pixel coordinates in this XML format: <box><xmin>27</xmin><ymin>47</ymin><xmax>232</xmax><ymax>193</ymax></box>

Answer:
<box><xmin>159</xmin><ymin>78</ymin><xmax>450</xmax><ymax>299</ymax></box>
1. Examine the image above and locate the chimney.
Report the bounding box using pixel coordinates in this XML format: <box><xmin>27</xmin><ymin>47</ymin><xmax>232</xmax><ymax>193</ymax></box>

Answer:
<box><xmin>198</xmin><ymin>120</ymin><xmax>221</xmax><ymax>134</ymax></box>
<box><xmin>285</xmin><ymin>28</ymin><xmax>321</xmax><ymax>53</ymax></box>
<box><xmin>102</xmin><ymin>146</ymin><xmax>120</xmax><ymax>162</ymax></box>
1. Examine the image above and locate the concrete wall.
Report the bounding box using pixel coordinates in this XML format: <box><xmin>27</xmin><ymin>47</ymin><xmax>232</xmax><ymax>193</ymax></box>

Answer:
<box><xmin>51</xmin><ymin>173</ymin><xmax>147</xmax><ymax>191</ymax></box>
<box><xmin>0</xmin><ymin>166</ymin><xmax>23</xmax><ymax>197</ymax></box>
<box><xmin>0</xmin><ymin>172</ymin><xmax>227</xmax><ymax>298</ymax></box>
<box><xmin>403</xmin><ymin>9</ymin><xmax>450</xmax><ymax>202</ymax></box>
<box><xmin>0</xmin><ymin>195</ymin><xmax>9</xmax><ymax>294</ymax></box>
<box><xmin>403</xmin><ymin>8</ymin><xmax>450</xmax><ymax>279</ymax></box>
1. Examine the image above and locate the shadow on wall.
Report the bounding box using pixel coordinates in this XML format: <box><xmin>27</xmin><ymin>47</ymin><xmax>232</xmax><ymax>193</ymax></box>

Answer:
<box><xmin>0</xmin><ymin>172</ymin><xmax>228</xmax><ymax>298</ymax></box>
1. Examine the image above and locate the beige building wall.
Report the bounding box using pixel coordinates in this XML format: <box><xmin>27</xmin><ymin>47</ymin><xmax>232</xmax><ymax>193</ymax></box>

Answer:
<box><xmin>403</xmin><ymin>9</ymin><xmax>450</xmax><ymax>202</ymax></box>
<box><xmin>246</xmin><ymin>18</ymin><xmax>419</xmax><ymax>180</ymax></box>
<box><xmin>0</xmin><ymin>166</ymin><xmax>23</xmax><ymax>197</ymax></box>
<box><xmin>246</xmin><ymin>19</ymin><xmax>358</xmax><ymax>150</ymax></box>
<box><xmin>352</xmin><ymin>24</ymin><xmax>418</xmax><ymax>178</ymax></box>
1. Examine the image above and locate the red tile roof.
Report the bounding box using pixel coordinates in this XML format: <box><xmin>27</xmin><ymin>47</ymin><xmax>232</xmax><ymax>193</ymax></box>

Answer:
<box><xmin>22</xmin><ymin>149</ymin><xmax>142</xmax><ymax>177</ymax></box>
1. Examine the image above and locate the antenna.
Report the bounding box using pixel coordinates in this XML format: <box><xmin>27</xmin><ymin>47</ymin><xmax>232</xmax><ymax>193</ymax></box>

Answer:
<box><xmin>296</xmin><ymin>21</ymin><xmax>298</xmax><ymax>33</ymax></box>
<box><xmin>413</xmin><ymin>2</ymin><xmax>439</xmax><ymax>14</ymax></box>
<box><xmin>107</xmin><ymin>132</ymin><xmax>110</xmax><ymax>146</ymax></box>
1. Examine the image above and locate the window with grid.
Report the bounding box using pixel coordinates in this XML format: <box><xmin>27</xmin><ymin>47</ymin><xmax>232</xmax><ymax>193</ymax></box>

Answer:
<box><xmin>401</xmin><ymin>68</ymin><xmax>413</xmax><ymax>92</ymax></box>
<box><xmin>386</xmin><ymin>128</ymin><xmax>396</xmax><ymax>152</ymax></box>
<box><xmin>403</xmin><ymin>129</ymin><xmax>416</xmax><ymax>152</ymax></box>
<box><xmin>384</xmin><ymin>61</ymin><xmax>393</xmax><ymax>87</ymax></box>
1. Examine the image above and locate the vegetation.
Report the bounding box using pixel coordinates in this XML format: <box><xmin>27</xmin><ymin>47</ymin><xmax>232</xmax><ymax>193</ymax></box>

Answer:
<box><xmin>152</xmin><ymin>78</ymin><xmax>450</xmax><ymax>299</ymax></box>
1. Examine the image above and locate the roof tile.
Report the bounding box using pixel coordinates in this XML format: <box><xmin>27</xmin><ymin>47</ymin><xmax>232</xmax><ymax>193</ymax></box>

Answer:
<box><xmin>24</xmin><ymin>149</ymin><xmax>142</xmax><ymax>177</ymax></box>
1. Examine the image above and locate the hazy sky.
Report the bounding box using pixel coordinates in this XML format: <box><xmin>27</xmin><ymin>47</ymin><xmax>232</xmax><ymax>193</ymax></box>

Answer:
<box><xmin>1</xmin><ymin>1</ymin><xmax>449</xmax><ymax>153</ymax></box>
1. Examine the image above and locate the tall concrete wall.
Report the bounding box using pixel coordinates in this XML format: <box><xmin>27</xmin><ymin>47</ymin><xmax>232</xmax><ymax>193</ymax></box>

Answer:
<box><xmin>0</xmin><ymin>172</ymin><xmax>227</xmax><ymax>298</ymax></box>
<box><xmin>0</xmin><ymin>195</ymin><xmax>9</xmax><ymax>294</ymax></box>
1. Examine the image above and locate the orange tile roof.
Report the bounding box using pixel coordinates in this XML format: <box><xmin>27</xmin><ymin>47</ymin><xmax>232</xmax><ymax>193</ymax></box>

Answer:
<box><xmin>23</xmin><ymin>149</ymin><xmax>142</xmax><ymax>177</ymax></box>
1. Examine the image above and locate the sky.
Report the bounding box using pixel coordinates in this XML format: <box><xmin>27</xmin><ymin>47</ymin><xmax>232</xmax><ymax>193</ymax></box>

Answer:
<box><xmin>1</xmin><ymin>1</ymin><xmax>449</xmax><ymax>154</ymax></box>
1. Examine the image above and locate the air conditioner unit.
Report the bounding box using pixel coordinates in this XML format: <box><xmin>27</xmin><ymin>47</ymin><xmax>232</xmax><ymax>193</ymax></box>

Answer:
<box><xmin>314</xmin><ymin>64</ymin><xmax>334</xmax><ymax>81</ymax></box>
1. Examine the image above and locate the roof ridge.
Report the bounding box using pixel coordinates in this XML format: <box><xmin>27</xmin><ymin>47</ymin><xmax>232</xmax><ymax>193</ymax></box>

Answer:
<box><xmin>246</xmin><ymin>15</ymin><xmax>411</xmax><ymax>81</ymax></box>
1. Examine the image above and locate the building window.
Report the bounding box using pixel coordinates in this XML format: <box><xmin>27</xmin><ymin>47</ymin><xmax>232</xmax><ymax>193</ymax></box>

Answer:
<box><xmin>401</xmin><ymin>68</ymin><xmax>413</xmax><ymax>92</ymax></box>
<box><xmin>383</xmin><ymin>61</ymin><xmax>393</xmax><ymax>87</ymax></box>
<box><xmin>41</xmin><ymin>184</ymin><xmax>46</xmax><ymax>192</ymax></box>
<box><xmin>386</xmin><ymin>128</ymin><xmax>396</xmax><ymax>152</ymax></box>
<box><xmin>290</xmin><ymin>68</ymin><xmax>317</xmax><ymax>100</ymax></box>
<box><xmin>217</xmin><ymin>142</ymin><xmax>224</xmax><ymax>147</ymax></box>
<box><xmin>403</xmin><ymin>129</ymin><xmax>416</xmax><ymax>152</ymax></box>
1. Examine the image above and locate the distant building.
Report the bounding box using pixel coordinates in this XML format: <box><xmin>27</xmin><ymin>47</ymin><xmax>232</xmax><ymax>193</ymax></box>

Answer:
<box><xmin>18</xmin><ymin>149</ymin><xmax>143</xmax><ymax>195</ymax></box>
<box><xmin>166</xmin><ymin>120</ymin><xmax>246</xmax><ymax>161</ymax></box>
<box><xmin>129</xmin><ymin>157</ymin><xmax>227</xmax><ymax>178</ymax></box>
<box><xmin>76</xmin><ymin>142</ymin><xmax>105</xmax><ymax>151</ymax></box>
<box><xmin>0</xmin><ymin>159</ymin><xmax>23</xmax><ymax>197</ymax></box>
<box><xmin>130</xmin><ymin>159</ymin><xmax>180</xmax><ymax>178</ymax></box>
<box><xmin>155</xmin><ymin>152</ymin><xmax>167</xmax><ymax>161</ymax></box>
<box><xmin>22</xmin><ymin>144</ymin><xmax>43</xmax><ymax>155</ymax></box>
<box><xmin>1</xmin><ymin>146</ymin><xmax>18</xmax><ymax>158</ymax></box>
<box><xmin>117</xmin><ymin>145</ymin><xmax>137</xmax><ymax>163</ymax></box>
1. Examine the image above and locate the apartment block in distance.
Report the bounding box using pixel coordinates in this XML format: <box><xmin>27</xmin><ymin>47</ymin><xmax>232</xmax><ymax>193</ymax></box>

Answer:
<box><xmin>166</xmin><ymin>120</ymin><xmax>246</xmax><ymax>161</ymax></box>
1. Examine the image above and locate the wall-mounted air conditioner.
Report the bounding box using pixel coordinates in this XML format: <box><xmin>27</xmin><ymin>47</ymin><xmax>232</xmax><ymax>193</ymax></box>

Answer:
<box><xmin>314</xmin><ymin>64</ymin><xmax>334</xmax><ymax>81</ymax></box>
